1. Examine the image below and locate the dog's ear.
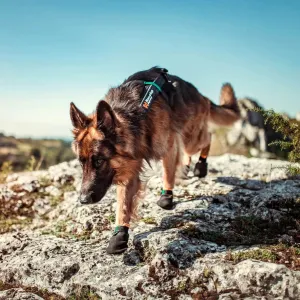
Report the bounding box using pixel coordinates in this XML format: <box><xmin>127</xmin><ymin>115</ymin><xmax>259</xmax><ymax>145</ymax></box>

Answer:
<box><xmin>96</xmin><ymin>100</ymin><xmax>116</xmax><ymax>131</ymax></box>
<box><xmin>70</xmin><ymin>102</ymin><xmax>88</xmax><ymax>129</ymax></box>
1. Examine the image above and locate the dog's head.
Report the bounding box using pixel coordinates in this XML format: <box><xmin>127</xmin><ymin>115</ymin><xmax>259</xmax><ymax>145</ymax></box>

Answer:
<box><xmin>70</xmin><ymin>100</ymin><xmax>141</xmax><ymax>204</ymax></box>
<box><xmin>70</xmin><ymin>100</ymin><xmax>117</xmax><ymax>204</ymax></box>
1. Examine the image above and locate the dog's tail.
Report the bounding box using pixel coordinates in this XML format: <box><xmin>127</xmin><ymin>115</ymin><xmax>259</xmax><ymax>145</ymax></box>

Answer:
<box><xmin>209</xmin><ymin>83</ymin><xmax>240</xmax><ymax>126</ymax></box>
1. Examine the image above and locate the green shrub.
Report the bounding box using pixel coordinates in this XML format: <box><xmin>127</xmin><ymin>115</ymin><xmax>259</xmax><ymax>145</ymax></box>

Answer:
<box><xmin>253</xmin><ymin>108</ymin><xmax>300</xmax><ymax>175</ymax></box>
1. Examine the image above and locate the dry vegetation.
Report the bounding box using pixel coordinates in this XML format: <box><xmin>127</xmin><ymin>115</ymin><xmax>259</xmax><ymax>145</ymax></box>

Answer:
<box><xmin>225</xmin><ymin>244</ymin><xmax>300</xmax><ymax>270</ymax></box>
<box><xmin>0</xmin><ymin>133</ymin><xmax>75</xmax><ymax>173</ymax></box>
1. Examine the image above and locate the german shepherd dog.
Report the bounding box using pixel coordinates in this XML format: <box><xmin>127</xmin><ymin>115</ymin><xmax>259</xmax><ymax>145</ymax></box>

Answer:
<box><xmin>70</xmin><ymin>67</ymin><xmax>240</xmax><ymax>254</ymax></box>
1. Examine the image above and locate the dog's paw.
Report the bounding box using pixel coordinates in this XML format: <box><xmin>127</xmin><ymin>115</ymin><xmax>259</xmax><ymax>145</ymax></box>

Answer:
<box><xmin>193</xmin><ymin>161</ymin><xmax>208</xmax><ymax>178</ymax></box>
<box><xmin>176</xmin><ymin>165</ymin><xmax>190</xmax><ymax>180</ymax></box>
<box><xmin>157</xmin><ymin>193</ymin><xmax>174</xmax><ymax>210</ymax></box>
<box><xmin>106</xmin><ymin>226</ymin><xmax>129</xmax><ymax>254</ymax></box>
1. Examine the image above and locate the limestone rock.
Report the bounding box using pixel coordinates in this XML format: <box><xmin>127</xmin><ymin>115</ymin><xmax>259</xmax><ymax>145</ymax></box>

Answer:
<box><xmin>0</xmin><ymin>155</ymin><xmax>299</xmax><ymax>299</ymax></box>
<box><xmin>0</xmin><ymin>288</ymin><xmax>44</xmax><ymax>300</ymax></box>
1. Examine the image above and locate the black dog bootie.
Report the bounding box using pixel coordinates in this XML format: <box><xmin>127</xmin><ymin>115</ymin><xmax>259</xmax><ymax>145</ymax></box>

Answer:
<box><xmin>157</xmin><ymin>190</ymin><xmax>173</xmax><ymax>210</ymax></box>
<box><xmin>193</xmin><ymin>159</ymin><xmax>208</xmax><ymax>178</ymax></box>
<box><xmin>106</xmin><ymin>226</ymin><xmax>129</xmax><ymax>254</ymax></box>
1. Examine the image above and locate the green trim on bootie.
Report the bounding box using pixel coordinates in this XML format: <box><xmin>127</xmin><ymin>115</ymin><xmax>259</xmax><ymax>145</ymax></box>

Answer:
<box><xmin>113</xmin><ymin>226</ymin><xmax>121</xmax><ymax>235</ymax></box>
<box><xmin>113</xmin><ymin>225</ymin><xmax>129</xmax><ymax>235</ymax></box>
<box><xmin>161</xmin><ymin>189</ymin><xmax>173</xmax><ymax>196</ymax></box>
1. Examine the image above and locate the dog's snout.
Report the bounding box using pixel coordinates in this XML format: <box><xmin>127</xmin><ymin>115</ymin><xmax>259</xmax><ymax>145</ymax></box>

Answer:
<box><xmin>79</xmin><ymin>192</ymin><xmax>93</xmax><ymax>204</ymax></box>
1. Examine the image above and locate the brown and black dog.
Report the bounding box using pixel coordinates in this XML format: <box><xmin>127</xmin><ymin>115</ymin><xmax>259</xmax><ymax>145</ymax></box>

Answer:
<box><xmin>69</xmin><ymin>67</ymin><xmax>240</xmax><ymax>254</ymax></box>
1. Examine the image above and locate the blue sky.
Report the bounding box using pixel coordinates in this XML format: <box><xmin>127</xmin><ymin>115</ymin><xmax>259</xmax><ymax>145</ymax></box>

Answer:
<box><xmin>0</xmin><ymin>0</ymin><xmax>299</xmax><ymax>138</ymax></box>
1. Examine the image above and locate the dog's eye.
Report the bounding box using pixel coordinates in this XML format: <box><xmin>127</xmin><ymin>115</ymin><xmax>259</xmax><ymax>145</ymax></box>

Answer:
<box><xmin>94</xmin><ymin>157</ymin><xmax>106</xmax><ymax>168</ymax></box>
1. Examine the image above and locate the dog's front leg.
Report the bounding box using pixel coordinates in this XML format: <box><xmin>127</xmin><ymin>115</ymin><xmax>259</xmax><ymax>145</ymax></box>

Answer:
<box><xmin>106</xmin><ymin>176</ymin><xmax>141</xmax><ymax>254</ymax></box>
<box><xmin>157</xmin><ymin>138</ymin><xmax>179</xmax><ymax>210</ymax></box>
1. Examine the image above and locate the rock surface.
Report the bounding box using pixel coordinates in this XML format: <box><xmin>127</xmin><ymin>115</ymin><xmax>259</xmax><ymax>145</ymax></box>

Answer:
<box><xmin>0</xmin><ymin>155</ymin><xmax>299</xmax><ymax>299</ymax></box>
<box><xmin>0</xmin><ymin>288</ymin><xmax>44</xmax><ymax>300</ymax></box>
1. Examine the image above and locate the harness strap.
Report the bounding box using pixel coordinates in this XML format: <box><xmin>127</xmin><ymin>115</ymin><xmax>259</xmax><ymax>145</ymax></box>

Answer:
<box><xmin>140</xmin><ymin>69</ymin><xmax>171</xmax><ymax>111</ymax></box>
<box><xmin>144</xmin><ymin>81</ymin><xmax>162</xmax><ymax>92</ymax></box>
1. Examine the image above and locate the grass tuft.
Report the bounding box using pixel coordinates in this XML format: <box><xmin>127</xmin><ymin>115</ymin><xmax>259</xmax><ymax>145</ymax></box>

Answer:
<box><xmin>225</xmin><ymin>244</ymin><xmax>300</xmax><ymax>270</ymax></box>
<box><xmin>141</xmin><ymin>216</ymin><xmax>157</xmax><ymax>225</ymax></box>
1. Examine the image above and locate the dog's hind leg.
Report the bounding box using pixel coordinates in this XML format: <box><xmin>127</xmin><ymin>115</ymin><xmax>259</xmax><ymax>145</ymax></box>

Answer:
<box><xmin>157</xmin><ymin>136</ymin><xmax>180</xmax><ymax>210</ymax></box>
<box><xmin>176</xmin><ymin>150</ymin><xmax>191</xmax><ymax>180</ymax></box>
<box><xmin>193</xmin><ymin>136</ymin><xmax>211</xmax><ymax>178</ymax></box>
<box><xmin>106</xmin><ymin>176</ymin><xmax>141</xmax><ymax>254</ymax></box>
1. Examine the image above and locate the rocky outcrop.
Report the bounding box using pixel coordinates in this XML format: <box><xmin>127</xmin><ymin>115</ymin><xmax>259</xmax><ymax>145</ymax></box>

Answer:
<box><xmin>0</xmin><ymin>155</ymin><xmax>299</xmax><ymax>299</ymax></box>
<box><xmin>0</xmin><ymin>288</ymin><xmax>44</xmax><ymax>300</ymax></box>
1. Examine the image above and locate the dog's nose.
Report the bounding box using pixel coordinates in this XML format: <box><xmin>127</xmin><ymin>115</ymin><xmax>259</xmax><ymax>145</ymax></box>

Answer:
<box><xmin>79</xmin><ymin>192</ymin><xmax>93</xmax><ymax>204</ymax></box>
